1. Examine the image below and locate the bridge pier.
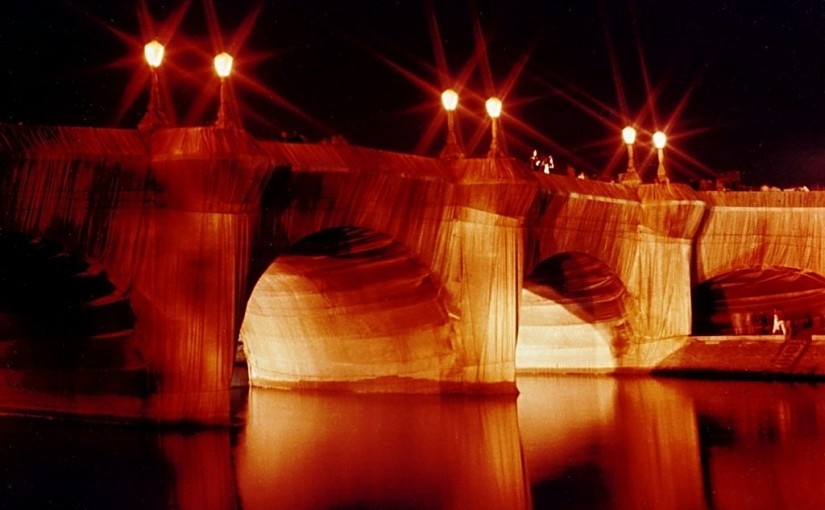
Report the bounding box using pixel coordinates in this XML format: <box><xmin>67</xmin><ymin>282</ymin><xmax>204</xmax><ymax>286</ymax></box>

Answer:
<box><xmin>439</xmin><ymin>158</ymin><xmax>535</xmax><ymax>389</ymax></box>
<box><xmin>442</xmin><ymin>208</ymin><xmax>523</xmax><ymax>387</ymax></box>
<box><xmin>628</xmin><ymin>185</ymin><xmax>706</xmax><ymax>363</ymax></box>
<box><xmin>133</xmin><ymin>128</ymin><xmax>268</xmax><ymax>423</ymax></box>
<box><xmin>133</xmin><ymin>208</ymin><xmax>250</xmax><ymax>422</ymax></box>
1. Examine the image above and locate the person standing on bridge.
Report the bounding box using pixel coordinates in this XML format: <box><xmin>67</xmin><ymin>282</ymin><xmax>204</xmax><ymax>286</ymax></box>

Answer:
<box><xmin>772</xmin><ymin>306</ymin><xmax>789</xmax><ymax>338</ymax></box>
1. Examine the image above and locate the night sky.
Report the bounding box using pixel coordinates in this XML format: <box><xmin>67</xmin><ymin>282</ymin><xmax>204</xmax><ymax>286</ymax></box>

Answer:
<box><xmin>2</xmin><ymin>0</ymin><xmax>825</xmax><ymax>186</ymax></box>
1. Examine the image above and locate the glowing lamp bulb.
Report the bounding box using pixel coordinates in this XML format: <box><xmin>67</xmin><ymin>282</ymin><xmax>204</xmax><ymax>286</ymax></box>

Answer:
<box><xmin>214</xmin><ymin>52</ymin><xmax>234</xmax><ymax>79</ymax></box>
<box><xmin>486</xmin><ymin>97</ymin><xmax>502</xmax><ymax>119</ymax></box>
<box><xmin>441</xmin><ymin>89</ymin><xmax>459</xmax><ymax>112</ymax></box>
<box><xmin>622</xmin><ymin>126</ymin><xmax>637</xmax><ymax>145</ymax></box>
<box><xmin>144</xmin><ymin>40</ymin><xmax>165</xmax><ymax>68</ymax></box>
<box><xmin>653</xmin><ymin>130</ymin><xmax>667</xmax><ymax>150</ymax></box>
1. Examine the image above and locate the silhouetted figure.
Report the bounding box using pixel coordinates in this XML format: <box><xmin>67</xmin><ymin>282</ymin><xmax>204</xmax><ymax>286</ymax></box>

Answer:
<box><xmin>772</xmin><ymin>307</ymin><xmax>789</xmax><ymax>338</ymax></box>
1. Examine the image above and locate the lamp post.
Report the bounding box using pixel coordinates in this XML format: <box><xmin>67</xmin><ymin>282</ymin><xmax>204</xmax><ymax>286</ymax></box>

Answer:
<box><xmin>440</xmin><ymin>89</ymin><xmax>463</xmax><ymax>159</ymax></box>
<box><xmin>653</xmin><ymin>130</ymin><xmax>668</xmax><ymax>183</ymax></box>
<box><xmin>486</xmin><ymin>96</ymin><xmax>503</xmax><ymax>158</ymax></box>
<box><xmin>214</xmin><ymin>52</ymin><xmax>234</xmax><ymax>128</ymax></box>
<box><xmin>620</xmin><ymin>126</ymin><xmax>640</xmax><ymax>184</ymax></box>
<box><xmin>138</xmin><ymin>40</ymin><xmax>167</xmax><ymax>132</ymax></box>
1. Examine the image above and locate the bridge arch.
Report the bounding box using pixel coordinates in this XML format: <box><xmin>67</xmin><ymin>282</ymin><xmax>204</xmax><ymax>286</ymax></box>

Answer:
<box><xmin>240</xmin><ymin>226</ymin><xmax>457</xmax><ymax>391</ymax></box>
<box><xmin>692</xmin><ymin>266</ymin><xmax>825</xmax><ymax>337</ymax></box>
<box><xmin>0</xmin><ymin>230</ymin><xmax>148</xmax><ymax>396</ymax></box>
<box><xmin>517</xmin><ymin>252</ymin><xmax>635</xmax><ymax>370</ymax></box>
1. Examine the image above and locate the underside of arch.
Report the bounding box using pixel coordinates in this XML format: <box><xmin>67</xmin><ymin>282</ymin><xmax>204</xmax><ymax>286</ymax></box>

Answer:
<box><xmin>693</xmin><ymin>267</ymin><xmax>825</xmax><ymax>337</ymax></box>
<box><xmin>0</xmin><ymin>230</ymin><xmax>148</xmax><ymax>397</ymax></box>
<box><xmin>240</xmin><ymin>227</ymin><xmax>456</xmax><ymax>391</ymax></box>
<box><xmin>518</xmin><ymin>252</ymin><xmax>633</xmax><ymax>371</ymax></box>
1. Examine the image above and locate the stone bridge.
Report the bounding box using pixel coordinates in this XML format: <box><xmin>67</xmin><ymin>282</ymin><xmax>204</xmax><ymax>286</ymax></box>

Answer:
<box><xmin>0</xmin><ymin>124</ymin><xmax>822</xmax><ymax>423</ymax></box>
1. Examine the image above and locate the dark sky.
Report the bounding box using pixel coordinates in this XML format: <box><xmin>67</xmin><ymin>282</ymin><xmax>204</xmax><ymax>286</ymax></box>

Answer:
<box><xmin>2</xmin><ymin>0</ymin><xmax>825</xmax><ymax>186</ymax></box>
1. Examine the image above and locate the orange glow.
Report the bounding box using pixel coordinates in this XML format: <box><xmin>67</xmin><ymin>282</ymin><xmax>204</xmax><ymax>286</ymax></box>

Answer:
<box><xmin>96</xmin><ymin>1</ymin><xmax>192</xmax><ymax>125</ymax></box>
<box><xmin>441</xmin><ymin>89</ymin><xmax>458</xmax><ymax>112</ymax></box>
<box><xmin>214</xmin><ymin>52</ymin><xmax>234</xmax><ymax>78</ymax></box>
<box><xmin>653</xmin><ymin>130</ymin><xmax>667</xmax><ymax>149</ymax></box>
<box><xmin>144</xmin><ymin>40</ymin><xmax>165</xmax><ymax>68</ymax></box>
<box><xmin>238</xmin><ymin>389</ymin><xmax>527</xmax><ymax>509</ymax></box>
<box><xmin>485</xmin><ymin>97</ymin><xmax>502</xmax><ymax>119</ymax></box>
<box><xmin>622</xmin><ymin>126</ymin><xmax>637</xmax><ymax>145</ymax></box>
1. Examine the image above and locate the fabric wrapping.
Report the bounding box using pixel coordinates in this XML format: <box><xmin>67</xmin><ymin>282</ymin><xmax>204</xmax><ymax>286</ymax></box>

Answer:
<box><xmin>695</xmin><ymin>191</ymin><xmax>825</xmax><ymax>335</ymax></box>
<box><xmin>522</xmin><ymin>179</ymin><xmax>705</xmax><ymax>369</ymax></box>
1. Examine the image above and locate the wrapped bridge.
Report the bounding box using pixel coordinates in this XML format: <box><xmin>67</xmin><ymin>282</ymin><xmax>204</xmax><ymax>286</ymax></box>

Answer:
<box><xmin>0</xmin><ymin>124</ymin><xmax>821</xmax><ymax>423</ymax></box>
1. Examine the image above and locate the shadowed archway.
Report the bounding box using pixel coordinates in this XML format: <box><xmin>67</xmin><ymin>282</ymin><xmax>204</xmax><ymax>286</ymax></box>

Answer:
<box><xmin>526</xmin><ymin>253</ymin><xmax>628</xmax><ymax>321</ymax></box>
<box><xmin>518</xmin><ymin>252</ymin><xmax>634</xmax><ymax>370</ymax></box>
<box><xmin>693</xmin><ymin>267</ymin><xmax>825</xmax><ymax>337</ymax></box>
<box><xmin>0</xmin><ymin>230</ymin><xmax>148</xmax><ymax>396</ymax></box>
<box><xmin>240</xmin><ymin>226</ymin><xmax>456</xmax><ymax>391</ymax></box>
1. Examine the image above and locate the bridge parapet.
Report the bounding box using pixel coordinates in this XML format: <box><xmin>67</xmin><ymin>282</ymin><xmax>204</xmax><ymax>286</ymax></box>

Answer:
<box><xmin>0</xmin><ymin>125</ymin><xmax>148</xmax><ymax>282</ymax></box>
<box><xmin>450</xmin><ymin>157</ymin><xmax>536</xmax><ymax>218</ymax></box>
<box><xmin>0</xmin><ymin>124</ymin><xmax>145</xmax><ymax>163</ymax></box>
<box><xmin>148</xmin><ymin>127</ymin><xmax>270</xmax><ymax>212</ymax></box>
<box><xmin>637</xmin><ymin>184</ymin><xmax>706</xmax><ymax>240</ymax></box>
<box><xmin>695</xmin><ymin>190</ymin><xmax>825</xmax><ymax>282</ymax></box>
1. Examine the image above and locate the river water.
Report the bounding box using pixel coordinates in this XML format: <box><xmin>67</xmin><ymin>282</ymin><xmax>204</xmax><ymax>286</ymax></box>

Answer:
<box><xmin>1</xmin><ymin>375</ymin><xmax>823</xmax><ymax>509</ymax></box>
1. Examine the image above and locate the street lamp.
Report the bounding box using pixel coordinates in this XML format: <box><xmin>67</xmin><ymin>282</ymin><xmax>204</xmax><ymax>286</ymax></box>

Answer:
<box><xmin>440</xmin><ymin>89</ymin><xmax>463</xmax><ymax>159</ymax></box>
<box><xmin>214</xmin><ymin>52</ymin><xmax>234</xmax><ymax>128</ymax></box>
<box><xmin>144</xmin><ymin>40</ymin><xmax>164</xmax><ymax>68</ymax></box>
<box><xmin>138</xmin><ymin>39</ymin><xmax>167</xmax><ymax>132</ymax></box>
<box><xmin>653</xmin><ymin>130</ymin><xmax>668</xmax><ymax>183</ymax></box>
<box><xmin>486</xmin><ymin>96</ymin><xmax>503</xmax><ymax>158</ymax></box>
<box><xmin>619</xmin><ymin>125</ymin><xmax>640</xmax><ymax>184</ymax></box>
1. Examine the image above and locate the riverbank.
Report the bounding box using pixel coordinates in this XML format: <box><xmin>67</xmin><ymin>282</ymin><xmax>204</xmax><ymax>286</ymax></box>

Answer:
<box><xmin>232</xmin><ymin>336</ymin><xmax>825</xmax><ymax>389</ymax></box>
<box><xmin>652</xmin><ymin>335</ymin><xmax>825</xmax><ymax>381</ymax></box>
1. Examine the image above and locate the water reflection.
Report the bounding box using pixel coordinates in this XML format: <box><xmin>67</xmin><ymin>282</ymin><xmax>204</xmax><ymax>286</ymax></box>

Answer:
<box><xmin>519</xmin><ymin>376</ymin><xmax>704</xmax><ymax>510</ymax></box>
<box><xmin>518</xmin><ymin>376</ymin><xmax>825</xmax><ymax>510</ymax></box>
<box><xmin>234</xmin><ymin>389</ymin><xmax>528</xmax><ymax>510</ymax></box>
<box><xmin>690</xmin><ymin>381</ymin><xmax>825</xmax><ymax>510</ymax></box>
<box><xmin>1</xmin><ymin>377</ymin><xmax>824</xmax><ymax>508</ymax></box>
<box><xmin>0</xmin><ymin>417</ymin><xmax>236</xmax><ymax>509</ymax></box>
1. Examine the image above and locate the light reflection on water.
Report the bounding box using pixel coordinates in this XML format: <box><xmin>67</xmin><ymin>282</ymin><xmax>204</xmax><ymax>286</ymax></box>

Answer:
<box><xmin>235</xmin><ymin>390</ymin><xmax>527</xmax><ymax>510</ymax></box>
<box><xmin>2</xmin><ymin>377</ymin><xmax>825</xmax><ymax>509</ymax></box>
<box><xmin>519</xmin><ymin>376</ymin><xmax>825</xmax><ymax>510</ymax></box>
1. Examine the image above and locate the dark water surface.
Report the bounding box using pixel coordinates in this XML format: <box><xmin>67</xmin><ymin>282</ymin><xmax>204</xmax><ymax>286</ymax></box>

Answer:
<box><xmin>1</xmin><ymin>376</ymin><xmax>824</xmax><ymax>509</ymax></box>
